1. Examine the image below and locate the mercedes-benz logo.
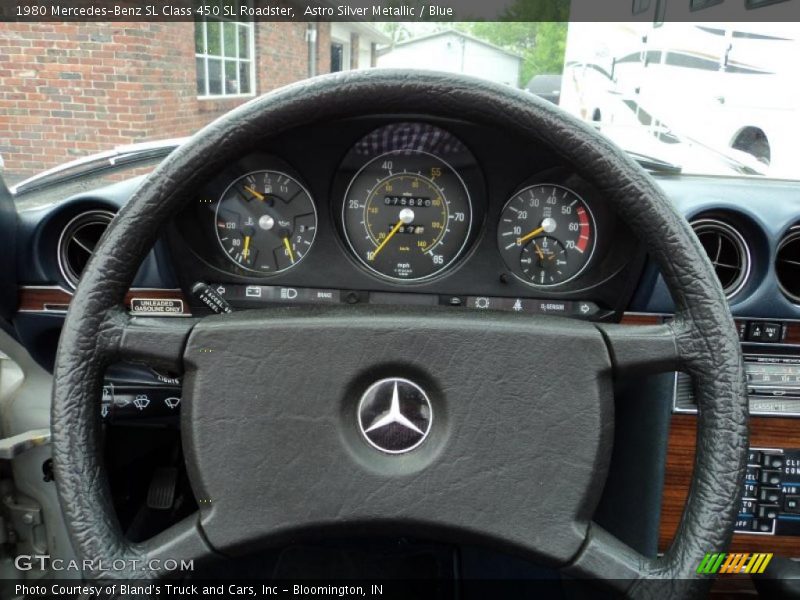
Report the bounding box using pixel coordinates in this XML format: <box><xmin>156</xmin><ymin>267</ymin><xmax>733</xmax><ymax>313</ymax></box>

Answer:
<box><xmin>357</xmin><ymin>378</ymin><xmax>433</xmax><ymax>454</ymax></box>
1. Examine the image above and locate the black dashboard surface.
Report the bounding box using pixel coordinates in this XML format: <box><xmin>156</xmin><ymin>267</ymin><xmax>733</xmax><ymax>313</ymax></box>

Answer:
<box><xmin>10</xmin><ymin>116</ymin><xmax>800</xmax><ymax>369</ymax></box>
<box><xmin>168</xmin><ymin>117</ymin><xmax>642</xmax><ymax>312</ymax></box>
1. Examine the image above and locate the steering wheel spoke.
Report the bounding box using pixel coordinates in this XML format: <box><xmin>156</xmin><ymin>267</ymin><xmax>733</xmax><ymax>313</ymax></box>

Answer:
<box><xmin>133</xmin><ymin>515</ymin><xmax>216</xmax><ymax>579</ymax></box>
<box><xmin>596</xmin><ymin>321</ymin><xmax>682</xmax><ymax>377</ymax></box>
<box><xmin>102</xmin><ymin>308</ymin><xmax>197</xmax><ymax>372</ymax></box>
<box><xmin>563</xmin><ymin>524</ymin><xmax>648</xmax><ymax>590</ymax></box>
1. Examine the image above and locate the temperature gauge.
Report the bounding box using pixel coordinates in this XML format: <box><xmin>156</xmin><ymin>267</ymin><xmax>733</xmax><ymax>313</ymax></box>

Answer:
<box><xmin>215</xmin><ymin>170</ymin><xmax>317</xmax><ymax>274</ymax></box>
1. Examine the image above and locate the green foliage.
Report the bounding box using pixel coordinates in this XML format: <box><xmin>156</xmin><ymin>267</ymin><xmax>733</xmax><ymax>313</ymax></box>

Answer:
<box><xmin>455</xmin><ymin>21</ymin><xmax>568</xmax><ymax>87</ymax></box>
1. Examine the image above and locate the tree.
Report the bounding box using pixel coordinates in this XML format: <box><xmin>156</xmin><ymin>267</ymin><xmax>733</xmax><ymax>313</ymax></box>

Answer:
<box><xmin>455</xmin><ymin>21</ymin><xmax>568</xmax><ymax>87</ymax></box>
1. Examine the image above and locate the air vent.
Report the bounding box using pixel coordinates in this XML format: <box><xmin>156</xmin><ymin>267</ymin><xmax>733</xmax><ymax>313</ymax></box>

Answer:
<box><xmin>691</xmin><ymin>218</ymin><xmax>751</xmax><ymax>298</ymax></box>
<box><xmin>57</xmin><ymin>210</ymin><xmax>115</xmax><ymax>288</ymax></box>
<box><xmin>776</xmin><ymin>227</ymin><xmax>800</xmax><ymax>303</ymax></box>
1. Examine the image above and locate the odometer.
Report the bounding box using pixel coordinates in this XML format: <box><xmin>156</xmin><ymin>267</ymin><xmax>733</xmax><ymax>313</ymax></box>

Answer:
<box><xmin>497</xmin><ymin>184</ymin><xmax>596</xmax><ymax>287</ymax></box>
<box><xmin>342</xmin><ymin>150</ymin><xmax>472</xmax><ymax>281</ymax></box>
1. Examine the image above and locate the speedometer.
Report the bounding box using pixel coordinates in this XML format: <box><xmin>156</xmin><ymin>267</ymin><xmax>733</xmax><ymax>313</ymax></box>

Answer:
<box><xmin>497</xmin><ymin>184</ymin><xmax>596</xmax><ymax>287</ymax></box>
<box><xmin>342</xmin><ymin>150</ymin><xmax>472</xmax><ymax>281</ymax></box>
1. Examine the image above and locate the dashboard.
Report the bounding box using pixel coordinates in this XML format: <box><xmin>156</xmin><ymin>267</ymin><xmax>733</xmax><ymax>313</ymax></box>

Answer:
<box><xmin>163</xmin><ymin>117</ymin><xmax>641</xmax><ymax>319</ymax></box>
<box><xmin>12</xmin><ymin>116</ymin><xmax>800</xmax><ymax>362</ymax></box>
<box><xmin>7</xmin><ymin>113</ymin><xmax>800</xmax><ymax>570</ymax></box>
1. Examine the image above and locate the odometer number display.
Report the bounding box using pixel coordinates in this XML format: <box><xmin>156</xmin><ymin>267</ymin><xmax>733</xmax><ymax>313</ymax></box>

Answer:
<box><xmin>342</xmin><ymin>151</ymin><xmax>472</xmax><ymax>281</ymax></box>
<box><xmin>497</xmin><ymin>184</ymin><xmax>596</xmax><ymax>287</ymax></box>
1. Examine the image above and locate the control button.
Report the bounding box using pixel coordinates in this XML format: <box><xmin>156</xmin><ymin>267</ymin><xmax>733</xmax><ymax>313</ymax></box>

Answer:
<box><xmin>785</xmin><ymin>495</ymin><xmax>800</xmax><ymax>514</ymax></box>
<box><xmin>751</xmin><ymin>519</ymin><xmax>773</xmax><ymax>533</ymax></box>
<box><xmin>762</xmin><ymin>453</ymin><xmax>784</xmax><ymax>469</ymax></box>
<box><xmin>748</xmin><ymin>449</ymin><xmax>763</xmax><ymax>465</ymax></box>
<box><xmin>748</xmin><ymin>322</ymin><xmax>765</xmax><ymax>342</ymax></box>
<box><xmin>760</xmin><ymin>487</ymin><xmax>782</xmax><ymax>504</ymax></box>
<box><xmin>758</xmin><ymin>505</ymin><xmax>780</xmax><ymax>519</ymax></box>
<box><xmin>748</xmin><ymin>321</ymin><xmax>783</xmax><ymax>343</ymax></box>
<box><xmin>760</xmin><ymin>470</ymin><xmax>782</xmax><ymax>486</ymax></box>
<box><xmin>763</xmin><ymin>322</ymin><xmax>783</xmax><ymax>342</ymax></box>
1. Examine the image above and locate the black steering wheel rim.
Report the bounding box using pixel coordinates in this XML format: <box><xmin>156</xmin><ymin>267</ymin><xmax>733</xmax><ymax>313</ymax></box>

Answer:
<box><xmin>51</xmin><ymin>69</ymin><xmax>748</xmax><ymax>596</ymax></box>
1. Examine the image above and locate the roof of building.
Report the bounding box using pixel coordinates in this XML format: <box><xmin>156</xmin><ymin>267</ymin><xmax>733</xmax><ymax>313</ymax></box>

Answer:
<box><xmin>337</xmin><ymin>21</ymin><xmax>391</xmax><ymax>45</ymax></box>
<box><xmin>378</xmin><ymin>29</ymin><xmax>523</xmax><ymax>60</ymax></box>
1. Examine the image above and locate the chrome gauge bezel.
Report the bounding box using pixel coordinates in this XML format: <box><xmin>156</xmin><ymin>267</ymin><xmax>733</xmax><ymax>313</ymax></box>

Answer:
<box><xmin>340</xmin><ymin>149</ymin><xmax>474</xmax><ymax>283</ymax></box>
<box><xmin>214</xmin><ymin>169</ymin><xmax>318</xmax><ymax>275</ymax></box>
<box><xmin>497</xmin><ymin>183</ymin><xmax>598</xmax><ymax>289</ymax></box>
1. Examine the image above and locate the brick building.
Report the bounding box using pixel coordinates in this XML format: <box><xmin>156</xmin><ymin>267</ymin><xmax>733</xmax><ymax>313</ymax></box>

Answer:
<box><xmin>0</xmin><ymin>20</ymin><xmax>388</xmax><ymax>180</ymax></box>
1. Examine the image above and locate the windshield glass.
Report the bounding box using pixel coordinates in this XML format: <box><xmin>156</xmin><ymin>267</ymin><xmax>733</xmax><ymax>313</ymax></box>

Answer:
<box><xmin>4</xmin><ymin>18</ymin><xmax>798</xmax><ymax>188</ymax></box>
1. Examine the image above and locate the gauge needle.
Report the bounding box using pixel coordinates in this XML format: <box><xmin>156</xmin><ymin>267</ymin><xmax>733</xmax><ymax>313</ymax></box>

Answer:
<box><xmin>533</xmin><ymin>243</ymin><xmax>545</xmax><ymax>260</ymax></box>
<box><xmin>243</xmin><ymin>235</ymin><xmax>251</xmax><ymax>259</ymax></box>
<box><xmin>370</xmin><ymin>219</ymin><xmax>404</xmax><ymax>261</ymax></box>
<box><xmin>517</xmin><ymin>226</ymin><xmax>544</xmax><ymax>246</ymax></box>
<box><xmin>283</xmin><ymin>237</ymin><xmax>295</xmax><ymax>264</ymax></box>
<box><xmin>244</xmin><ymin>186</ymin><xmax>264</xmax><ymax>201</ymax></box>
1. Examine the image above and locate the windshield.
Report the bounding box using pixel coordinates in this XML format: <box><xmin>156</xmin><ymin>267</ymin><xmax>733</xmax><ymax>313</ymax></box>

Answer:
<box><xmin>3</xmin><ymin>18</ymin><xmax>798</xmax><ymax>189</ymax></box>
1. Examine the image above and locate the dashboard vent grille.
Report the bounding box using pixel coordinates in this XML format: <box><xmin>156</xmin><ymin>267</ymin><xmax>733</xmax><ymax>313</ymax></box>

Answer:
<box><xmin>691</xmin><ymin>218</ymin><xmax>750</xmax><ymax>298</ymax></box>
<box><xmin>776</xmin><ymin>227</ymin><xmax>800</xmax><ymax>303</ymax></box>
<box><xmin>57</xmin><ymin>210</ymin><xmax>115</xmax><ymax>288</ymax></box>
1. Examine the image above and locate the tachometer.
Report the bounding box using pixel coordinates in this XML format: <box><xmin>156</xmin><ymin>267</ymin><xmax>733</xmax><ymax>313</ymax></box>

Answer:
<box><xmin>215</xmin><ymin>170</ymin><xmax>316</xmax><ymax>274</ymax></box>
<box><xmin>497</xmin><ymin>184</ymin><xmax>595</xmax><ymax>287</ymax></box>
<box><xmin>342</xmin><ymin>150</ymin><xmax>472</xmax><ymax>281</ymax></box>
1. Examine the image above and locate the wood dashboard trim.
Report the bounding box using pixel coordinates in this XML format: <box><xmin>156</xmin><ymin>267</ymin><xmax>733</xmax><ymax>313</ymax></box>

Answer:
<box><xmin>661</xmin><ymin>415</ymin><xmax>800</xmax><ymax>555</ymax></box>
<box><xmin>621</xmin><ymin>313</ymin><xmax>800</xmax><ymax>554</ymax></box>
<box><xmin>18</xmin><ymin>286</ymin><xmax>191</xmax><ymax>315</ymax></box>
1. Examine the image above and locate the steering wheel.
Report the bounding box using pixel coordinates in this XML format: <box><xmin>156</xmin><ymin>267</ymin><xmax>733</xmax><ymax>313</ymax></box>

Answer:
<box><xmin>51</xmin><ymin>70</ymin><xmax>748</xmax><ymax>597</ymax></box>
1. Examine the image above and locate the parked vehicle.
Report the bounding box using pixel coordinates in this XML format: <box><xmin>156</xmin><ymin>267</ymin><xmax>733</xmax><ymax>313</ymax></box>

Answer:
<box><xmin>560</xmin><ymin>22</ymin><xmax>800</xmax><ymax>177</ymax></box>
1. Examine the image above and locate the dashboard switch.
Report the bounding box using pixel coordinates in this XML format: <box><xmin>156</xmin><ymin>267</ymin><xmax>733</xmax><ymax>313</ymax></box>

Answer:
<box><xmin>762</xmin><ymin>453</ymin><xmax>784</xmax><ymax>469</ymax></box>
<box><xmin>760</xmin><ymin>487</ymin><xmax>782</xmax><ymax>504</ymax></box>
<box><xmin>758</xmin><ymin>505</ymin><xmax>780</xmax><ymax>519</ymax></box>
<box><xmin>748</xmin><ymin>322</ymin><xmax>765</xmax><ymax>342</ymax></box>
<box><xmin>785</xmin><ymin>496</ymin><xmax>800</xmax><ymax>514</ymax></box>
<box><xmin>760</xmin><ymin>470</ymin><xmax>782</xmax><ymax>486</ymax></box>
<box><xmin>763</xmin><ymin>322</ymin><xmax>783</xmax><ymax>342</ymax></box>
<box><xmin>752</xmin><ymin>519</ymin><xmax>774</xmax><ymax>533</ymax></box>
<box><xmin>747</xmin><ymin>321</ymin><xmax>783</xmax><ymax>342</ymax></box>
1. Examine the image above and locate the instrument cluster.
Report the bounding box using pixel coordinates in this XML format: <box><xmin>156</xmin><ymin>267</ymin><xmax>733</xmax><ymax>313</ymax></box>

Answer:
<box><xmin>172</xmin><ymin>120</ymin><xmax>639</xmax><ymax>311</ymax></box>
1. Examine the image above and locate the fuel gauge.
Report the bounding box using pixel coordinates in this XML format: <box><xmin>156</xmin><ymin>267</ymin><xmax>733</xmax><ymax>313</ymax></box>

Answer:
<box><xmin>215</xmin><ymin>170</ymin><xmax>317</xmax><ymax>274</ymax></box>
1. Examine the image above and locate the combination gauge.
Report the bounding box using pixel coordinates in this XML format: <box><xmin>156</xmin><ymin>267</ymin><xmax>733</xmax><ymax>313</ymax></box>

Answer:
<box><xmin>497</xmin><ymin>184</ymin><xmax>596</xmax><ymax>287</ymax></box>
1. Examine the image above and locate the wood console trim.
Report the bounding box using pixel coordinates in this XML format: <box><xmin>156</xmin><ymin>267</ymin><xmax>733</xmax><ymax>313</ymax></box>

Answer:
<box><xmin>785</xmin><ymin>322</ymin><xmax>800</xmax><ymax>346</ymax></box>
<box><xmin>18</xmin><ymin>286</ymin><xmax>190</xmax><ymax>315</ymax></box>
<box><xmin>660</xmin><ymin>415</ymin><xmax>800</xmax><ymax>555</ymax></box>
<box><xmin>620</xmin><ymin>313</ymin><xmax>663</xmax><ymax>326</ymax></box>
